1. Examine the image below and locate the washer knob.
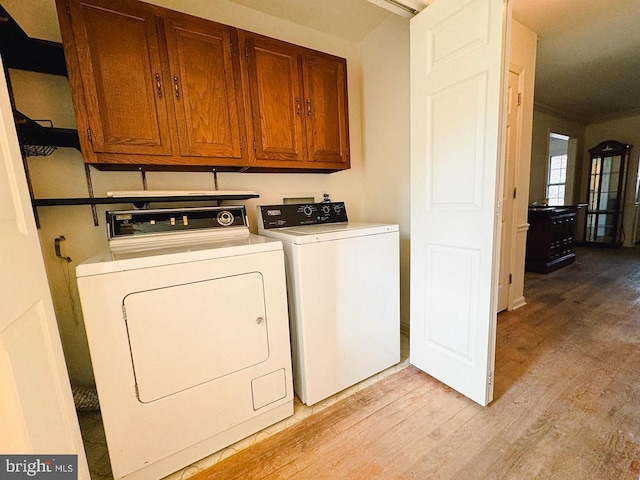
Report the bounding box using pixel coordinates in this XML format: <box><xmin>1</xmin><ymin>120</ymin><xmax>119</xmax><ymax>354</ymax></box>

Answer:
<box><xmin>322</xmin><ymin>205</ymin><xmax>331</xmax><ymax>214</ymax></box>
<box><xmin>303</xmin><ymin>205</ymin><xmax>313</xmax><ymax>216</ymax></box>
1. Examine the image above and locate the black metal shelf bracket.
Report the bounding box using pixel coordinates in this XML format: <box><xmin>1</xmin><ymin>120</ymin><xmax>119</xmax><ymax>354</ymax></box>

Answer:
<box><xmin>0</xmin><ymin>6</ymin><xmax>68</xmax><ymax>77</ymax></box>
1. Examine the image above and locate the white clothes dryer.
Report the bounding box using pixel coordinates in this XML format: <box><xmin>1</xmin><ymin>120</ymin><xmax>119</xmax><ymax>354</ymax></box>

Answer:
<box><xmin>257</xmin><ymin>202</ymin><xmax>400</xmax><ymax>406</ymax></box>
<box><xmin>76</xmin><ymin>206</ymin><xmax>293</xmax><ymax>480</ymax></box>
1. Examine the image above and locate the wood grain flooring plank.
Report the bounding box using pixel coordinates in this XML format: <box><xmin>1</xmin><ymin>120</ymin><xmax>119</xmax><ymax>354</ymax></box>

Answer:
<box><xmin>262</xmin><ymin>369</ymin><xmax>447</xmax><ymax>480</ymax></box>
<box><xmin>484</xmin><ymin>345</ymin><xmax>633</xmax><ymax>479</ymax></box>
<box><xmin>396</xmin><ymin>342</ymin><xmax>591</xmax><ymax>479</ymax></box>
<box><xmin>191</xmin><ymin>366</ymin><xmax>423</xmax><ymax>480</ymax></box>
<box><xmin>541</xmin><ymin>348</ymin><xmax>640</xmax><ymax>480</ymax></box>
<box><xmin>289</xmin><ymin>377</ymin><xmax>477</xmax><ymax>480</ymax></box>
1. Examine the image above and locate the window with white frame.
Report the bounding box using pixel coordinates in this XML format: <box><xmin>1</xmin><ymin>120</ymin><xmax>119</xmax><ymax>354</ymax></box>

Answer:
<box><xmin>546</xmin><ymin>132</ymin><xmax>570</xmax><ymax>206</ymax></box>
<box><xmin>547</xmin><ymin>154</ymin><xmax>567</xmax><ymax>206</ymax></box>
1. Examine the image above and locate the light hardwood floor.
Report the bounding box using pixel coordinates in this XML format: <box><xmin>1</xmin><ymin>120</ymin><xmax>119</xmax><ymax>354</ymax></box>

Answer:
<box><xmin>193</xmin><ymin>246</ymin><xmax>640</xmax><ymax>480</ymax></box>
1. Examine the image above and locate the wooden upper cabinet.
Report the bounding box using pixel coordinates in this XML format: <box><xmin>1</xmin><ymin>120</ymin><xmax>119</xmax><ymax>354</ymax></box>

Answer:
<box><xmin>58</xmin><ymin>0</ymin><xmax>247</xmax><ymax>168</ymax></box>
<box><xmin>302</xmin><ymin>54</ymin><xmax>349</xmax><ymax>165</ymax></box>
<box><xmin>163</xmin><ymin>15</ymin><xmax>244</xmax><ymax>159</ymax></box>
<box><xmin>240</xmin><ymin>31</ymin><xmax>350</xmax><ymax>170</ymax></box>
<box><xmin>57</xmin><ymin>0</ymin><xmax>349</xmax><ymax>171</ymax></box>
<box><xmin>66</xmin><ymin>0</ymin><xmax>172</xmax><ymax>156</ymax></box>
<box><xmin>243</xmin><ymin>35</ymin><xmax>306</xmax><ymax>163</ymax></box>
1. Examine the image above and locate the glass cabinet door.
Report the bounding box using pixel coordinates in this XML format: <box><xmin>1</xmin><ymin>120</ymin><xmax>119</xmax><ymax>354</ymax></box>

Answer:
<box><xmin>585</xmin><ymin>140</ymin><xmax>631</xmax><ymax>246</ymax></box>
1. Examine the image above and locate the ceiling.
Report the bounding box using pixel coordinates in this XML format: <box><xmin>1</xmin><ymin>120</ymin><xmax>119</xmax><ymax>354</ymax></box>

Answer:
<box><xmin>226</xmin><ymin>0</ymin><xmax>391</xmax><ymax>44</ymax></box>
<box><xmin>228</xmin><ymin>0</ymin><xmax>640</xmax><ymax>125</ymax></box>
<box><xmin>511</xmin><ymin>0</ymin><xmax>640</xmax><ymax>124</ymax></box>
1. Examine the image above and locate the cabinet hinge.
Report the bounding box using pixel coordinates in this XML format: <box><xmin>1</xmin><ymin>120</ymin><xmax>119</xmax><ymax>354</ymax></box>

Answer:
<box><xmin>513</xmin><ymin>187</ymin><xmax>517</xmax><ymax>199</ymax></box>
<box><xmin>230</xmin><ymin>41</ymin><xmax>234</xmax><ymax>54</ymax></box>
<box><xmin>253</xmin><ymin>140</ymin><xmax>256</xmax><ymax>151</ymax></box>
<box><xmin>87</xmin><ymin>127</ymin><xmax>93</xmax><ymax>144</ymax></box>
<box><xmin>245</xmin><ymin>45</ymin><xmax>249</xmax><ymax>58</ymax></box>
<box><xmin>488</xmin><ymin>371</ymin><xmax>493</xmax><ymax>385</ymax></box>
<box><xmin>509</xmin><ymin>273</ymin><xmax>512</xmax><ymax>284</ymax></box>
<box><xmin>65</xmin><ymin>0</ymin><xmax>71</xmax><ymax>15</ymax></box>
<box><xmin>239</xmin><ymin>139</ymin><xmax>243</xmax><ymax>150</ymax></box>
<box><xmin>517</xmin><ymin>92</ymin><xmax>522</xmax><ymax>106</ymax></box>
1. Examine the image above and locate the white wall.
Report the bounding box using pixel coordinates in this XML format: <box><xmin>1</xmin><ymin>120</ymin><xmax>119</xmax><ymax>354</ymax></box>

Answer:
<box><xmin>585</xmin><ymin>115</ymin><xmax>640</xmax><ymax>246</ymax></box>
<box><xmin>359</xmin><ymin>15</ymin><xmax>411</xmax><ymax>329</ymax></box>
<box><xmin>5</xmin><ymin>0</ymin><xmax>411</xmax><ymax>386</ymax></box>
<box><xmin>529</xmin><ymin>108</ymin><xmax>586</xmax><ymax>205</ymax></box>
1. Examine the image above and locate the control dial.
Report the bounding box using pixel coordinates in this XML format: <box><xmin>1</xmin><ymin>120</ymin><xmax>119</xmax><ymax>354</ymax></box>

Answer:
<box><xmin>302</xmin><ymin>205</ymin><xmax>314</xmax><ymax>216</ymax></box>
<box><xmin>216</xmin><ymin>210</ymin><xmax>235</xmax><ymax>226</ymax></box>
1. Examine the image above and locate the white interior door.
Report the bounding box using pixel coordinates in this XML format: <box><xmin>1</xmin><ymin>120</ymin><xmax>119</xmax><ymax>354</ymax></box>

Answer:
<box><xmin>0</xmin><ymin>58</ymin><xmax>89</xmax><ymax>476</ymax></box>
<box><xmin>409</xmin><ymin>0</ymin><xmax>510</xmax><ymax>406</ymax></box>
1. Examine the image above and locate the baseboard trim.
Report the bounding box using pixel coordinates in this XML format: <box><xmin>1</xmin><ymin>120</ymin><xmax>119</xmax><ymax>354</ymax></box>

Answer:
<box><xmin>510</xmin><ymin>296</ymin><xmax>527</xmax><ymax>311</ymax></box>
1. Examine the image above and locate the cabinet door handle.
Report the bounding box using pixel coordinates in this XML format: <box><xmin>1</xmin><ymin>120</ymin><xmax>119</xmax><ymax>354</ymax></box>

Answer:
<box><xmin>296</xmin><ymin>97</ymin><xmax>301</xmax><ymax>116</ymax></box>
<box><xmin>173</xmin><ymin>75</ymin><xmax>180</xmax><ymax>99</ymax></box>
<box><xmin>306</xmin><ymin>98</ymin><xmax>311</xmax><ymax>116</ymax></box>
<box><xmin>155</xmin><ymin>72</ymin><xmax>162</xmax><ymax>98</ymax></box>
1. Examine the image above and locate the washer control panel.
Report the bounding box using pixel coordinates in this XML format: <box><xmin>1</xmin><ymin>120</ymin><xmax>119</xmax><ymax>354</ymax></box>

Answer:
<box><xmin>107</xmin><ymin>206</ymin><xmax>247</xmax><ymax>239</ymax></box>
<box><xmin>258</xmin><ymin>202</ymin><xmax>348</xmax><ymax>229</ymax></box>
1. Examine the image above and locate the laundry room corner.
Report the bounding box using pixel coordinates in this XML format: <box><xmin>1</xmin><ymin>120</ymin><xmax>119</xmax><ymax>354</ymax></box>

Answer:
<box><xmin>2</xmin><ymin>0</ymin><xmax>413</xmax><ymax>478</ymax></box>
<box><xmin>3</xmin><ymin>0</ymin><xmax>373</xmax><ymax>392</ymax></box>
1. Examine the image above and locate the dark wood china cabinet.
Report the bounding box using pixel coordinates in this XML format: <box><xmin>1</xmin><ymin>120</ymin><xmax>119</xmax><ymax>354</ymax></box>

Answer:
<box><xmin>584</xmin><ymin>140</ymin><xmax>632</xmax><ymax>247</ymax></box>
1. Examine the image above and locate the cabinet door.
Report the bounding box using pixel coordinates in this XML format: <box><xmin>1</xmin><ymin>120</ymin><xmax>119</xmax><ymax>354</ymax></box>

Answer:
<box><xmin>164</xmin><ymin>15</ymin><xmax>244</xmax><ymax>160</ymax></box>
<box><xmin>302</xmin><ymin>54</ymin><xmax>349</xmax><ymax>166</ymax></box>
<box><xmin>243</xmin><ymin>35</ymin><xmax>306</xmax><ymax>163</ymax></box>
<box><xmin>67</xmin><ymin>0</ymin><xmax>172</xmax><ymax>155</ymax></box>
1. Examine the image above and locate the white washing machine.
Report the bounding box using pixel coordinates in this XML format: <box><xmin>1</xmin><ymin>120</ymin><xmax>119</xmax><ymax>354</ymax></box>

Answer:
<box><xmin>257</xmin><ymin>202</ymin><xmax>400</xmax><ymax>406</ymax></box>
<box><xmin>75</xmin><ymin>206</ymin><xmax>293</xmax><ymax>480</ymax></box>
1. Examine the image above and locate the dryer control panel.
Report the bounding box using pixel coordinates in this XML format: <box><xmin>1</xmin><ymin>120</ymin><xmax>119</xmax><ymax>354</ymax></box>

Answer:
<box><xmin>258</xmin><ymin>202</ymin><xmax>348</xmax><ymax>229</ymax></box>
<box><xmin>107</xmin><ymin>206</ymin><xmax>247</xmax><ymax>239</ymax></box>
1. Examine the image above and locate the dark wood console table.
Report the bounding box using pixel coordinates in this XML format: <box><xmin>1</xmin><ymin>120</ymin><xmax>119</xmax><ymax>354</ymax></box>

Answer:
<box><xmin>526</xmin><ymin>207</ymin><xmax>576</xmax><ymax>273</ymax></box>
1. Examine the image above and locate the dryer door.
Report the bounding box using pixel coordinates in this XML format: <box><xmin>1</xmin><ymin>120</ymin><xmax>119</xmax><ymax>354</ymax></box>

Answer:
<box><xmin>123</xmin><ymin>272</ymin><xmax>269</xmax><ymax>403</ymax></box>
